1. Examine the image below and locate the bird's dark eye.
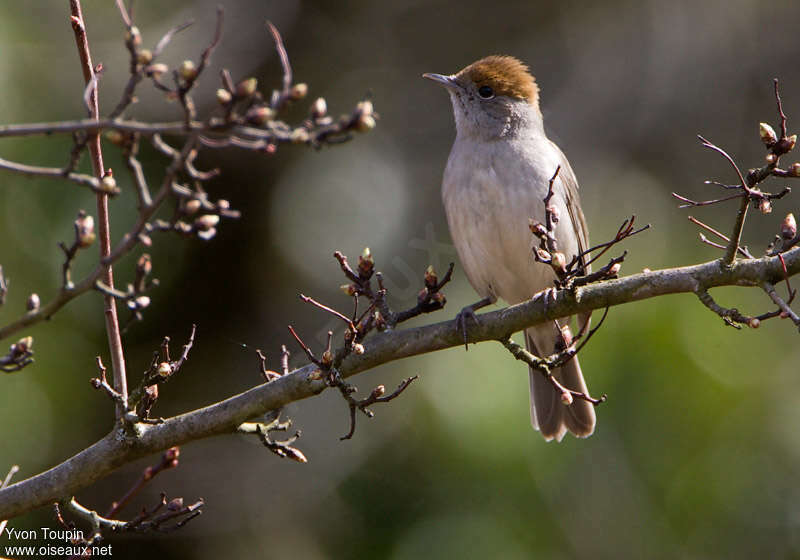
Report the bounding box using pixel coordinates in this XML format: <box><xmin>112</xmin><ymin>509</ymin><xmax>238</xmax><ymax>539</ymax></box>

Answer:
<box><xmin>477</xmin><ymin>85</ymin><xmax>494</xmax><ymax>99</ymax></box>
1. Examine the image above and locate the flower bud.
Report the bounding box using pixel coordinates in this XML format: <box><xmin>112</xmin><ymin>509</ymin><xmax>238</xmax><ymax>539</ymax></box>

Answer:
<box><xmin>352</xmin><ymin>343</ymin><xmax>365</xmax><ymax>355</ymax></box>
<box><xmin>783</xmin><ymin>134</ymin><xmax>798</xmax><ymax>153</ymax></box>
<box><xmin>167</xmin><ymin>497</ymin><xmax>184</xmax><ymax>511</ymax></box>
<box><xmin>358</xmin><ymin>247</ymin><xmax>374</xmax><ymax>276</ymax></box>
<box><xmin>321</xmin><ymin>350</ymin><xmax>333</xmax><ymax>366</ymax></box>
<box><xmin>781</xmin><ymin>213</ymin><xmax>797</xmax><ymax>240</ymax></box>
<box><xmin>145</xmin><ymin>63</ymin><xmax>168</xmax><ymax>78</ymax></box>
<box><xmin>748</xmin><ymin>318</ymin><xmax>760</xmax><ymax>329</ymax></box>
<box><xmin>289</xmin><ymin>82</ymin><xmax>308</xmax><ymax>100</ymax></box>
<box><xmin>766</xmin><ymin>153</ymin><xmax>778</xmax><ymax>165</ymax></box>
<box><xmin>608</xmin><ymin>263</ymin><xmax>622</xmax><ymax>276</ymax></box>
<box><xmin>12</xmin><ymin>336</ymin><xmax>33</xmax><ymax>355</ymax></box>
<box><xmin>424</xmin><ymin>265</ymin><xmax>438</xmax><ymax>287</ymax></box>
<box><xmin>136</xmin><ymin>49</ymin><xmax>153</xmax><ymax>65</ymax></box>
<box><xmin>196</xmin><ymin>228</ymin><xmax>217</xmax><ymax>241</ymax></box>
<box><xmin>528</xmin><ymin>220</ymin><xmax>548</xmax><ymax>238</ymax></box>
<box><xmin>370</xmin><ymin>385</ymin><xmax>386</xmax><ymax>399</ymax></box>
<box><xmin>355</xmin><ymin>114</ymin><xmax>376</xmax><ymax>132</ymax></box>
<box><xmin>789</xmin><ymin>163</ymin><xmax>800</xmax><ymax>177</ymax></box>
<box><xmin>758</xmin><ymin>198</ymin><xmax>772</xmax><ymax>214</ymax></box>
<box><xmin>246</xmin><ymin>105</ymin><xmax>274</xmax><ymax>125</ymax></box>
<box><xmin>26</xmin><ymin>293</ymin><xmax>40</xmax><ymax>312</ymax></box>
<box><xmin>216</xmin><ymin>199</ymin><xmax>230</xmax><ymax>210</ymax></box>
<box><xmin>164</xmin><ymin>447</ymin><xmax>180</xmax><ymax>461</ymax></box>
<box><xmin>215</xmin><ymin>88</ymin><xmax>232</xmax><ymax>105</ymax></box>
<box><xmin>559</xmin><ymin>325</ymin><xmax>573</xmax><ymax>346</ymax></box>
<box><xmin>340</xmin><ymin>284</ymin><xmax>357</xmax><ymax>296</ymax></box>
<box><xmin>75</xmin><ymin>212</ymin><xmax>95</xmax><ymax>248</ymax></box>
<box><xmin>535</xmin><ymin>248</ymin><xmax>551</xmax><ymax>262</ymax></box>
<box><xmin>759</xmin><ymin>122</ymin><xmax>777</xmax><ymax>146</ymax></box>
<box><xmin>128</xmin><ymin>295</ymin><xmax>150</xmax><ymax>310</ymax></box>
<box><xmin>285</xmin><ymin>447</ymin><xmax>308</xmax><ymax>463</ymax></box>
<box><xmin>546</xmin><ymin>204</ymin><xmax>560</xmax><ymax>223</ymax></box>
<box><xmin>290</xmin><ymin>128</ymin><xmax>309</xmax><ymax>143</ymax></box>
<box><xmin>431</xmin><ymin>292</ymin><xmax>446</xmax><ymax>305</ymax></box>
<box><xmin>550</xmin><ymin>252</ymin><xmax>567</xmax><ymax>274</ymax></box>
<box><xmin>236</xmin><ymin>78</ymin><xmax>258</xmax><ymax>98</ymax></box>
<box><xmin>560</xmin><ymin>391</ymin><xmax>574</xmax><ymax>405</ymax></box>
<box><xmin>157</xmin><ymin>362</ymin><xmax>172</xmax><ymax>377</ymax></box>
<box><xmin>194</xmin><ymin>214</ymin><xmax>220</xmax><ymax>231</ymax></box>
<box><xmin>105</xmin><ymin>130</ymin><xmax>125</xmax><ymax>146</ymax></box>
<box><xmin>184</xmin><ymin>199</ymin><xmax>202</xmax><ymax>215</ymax></box>
<box><xmin>179</xmin><ymin>60</ymin><xmax>197</xmax><ymax>81</ymax></box>
<box><xmin>100</xmin><ymin>172</ymin><xmax>117</xmax><ymax>194</ymax></box>
<box><xmin>126</xmin><ymin>26</ymin><xmax>142</xmax><ymax>47</ymax></box>
<box><xmin>136</xmin><ymin>254</ymin><xmax>152</xmax><ymax>276</ymax></box>
<box><xmin>357</xmin><ymin>100</ymin><xmax>373</xmax><ymax>117</ymax></box>
<box><xmin>311</xmin><ymin>97</ymin><xmax>327</xmax><ymax>119</ymax></box>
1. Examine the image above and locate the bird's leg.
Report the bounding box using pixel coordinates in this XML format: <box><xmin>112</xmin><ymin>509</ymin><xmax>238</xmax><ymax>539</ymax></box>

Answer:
<box><xmin>455</xmin><ymin>296</ymin><xmax>495</xmax><ymax>350</ymax></box>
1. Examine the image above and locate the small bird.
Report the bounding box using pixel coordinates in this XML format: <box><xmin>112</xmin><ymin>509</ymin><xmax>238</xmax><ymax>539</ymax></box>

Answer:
<box><xmin>424</xmin><ymin>55</ymin><xmax>595</xmax><ymax>441</ymax></box>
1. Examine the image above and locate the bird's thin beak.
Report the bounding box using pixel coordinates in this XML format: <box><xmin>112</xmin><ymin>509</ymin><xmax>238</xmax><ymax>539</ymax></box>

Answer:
<box><xmin>422</xmin><ymin>72</ymin><xmax>458</xmax><ymax>90</ymax></box>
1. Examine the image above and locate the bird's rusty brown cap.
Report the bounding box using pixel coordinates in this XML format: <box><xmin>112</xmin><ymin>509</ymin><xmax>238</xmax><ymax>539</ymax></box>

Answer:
<box><xmin>457</xmin><ymin>55</ymin><xmax>538</xmax><ymax>104</ymax></box>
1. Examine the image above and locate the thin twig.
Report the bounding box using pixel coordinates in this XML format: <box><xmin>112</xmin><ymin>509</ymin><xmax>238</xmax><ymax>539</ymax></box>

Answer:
<box><xmin>70</xmin><ymin>0</ymin><xmax>129</xmax><ymax>418</ymax></box>
<box><xmin>763</xmin><ymin>281</ymin><xmax>800</xmax><ymax>329</ymax></box>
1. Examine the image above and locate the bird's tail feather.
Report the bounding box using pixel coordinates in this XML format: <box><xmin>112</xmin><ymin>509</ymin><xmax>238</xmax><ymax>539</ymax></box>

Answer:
<box><xmin>525</xmin><ymin>325</ymin><xmax>596</xmax><ymax>442</ymax></box>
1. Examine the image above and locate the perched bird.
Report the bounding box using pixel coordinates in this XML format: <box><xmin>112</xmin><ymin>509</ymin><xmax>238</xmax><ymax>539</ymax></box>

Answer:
<box><xmin>424</xmin><ymin>55</ymin><xmax>595</xmax><ymax>441</ymax></box>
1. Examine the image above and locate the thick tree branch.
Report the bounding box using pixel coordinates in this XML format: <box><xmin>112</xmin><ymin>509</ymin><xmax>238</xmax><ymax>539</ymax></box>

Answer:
<box><xmin>0</xmin><ymin>248</ymin><xmax>798</xmax><ymax>520</ymax></box>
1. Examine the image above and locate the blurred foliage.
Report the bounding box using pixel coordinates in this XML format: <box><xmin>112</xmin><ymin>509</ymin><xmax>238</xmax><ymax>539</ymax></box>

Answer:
<box><xmin>2</xmin><ymin>0</ymin><xmax>800</xmax><ymax>558</ymax></box>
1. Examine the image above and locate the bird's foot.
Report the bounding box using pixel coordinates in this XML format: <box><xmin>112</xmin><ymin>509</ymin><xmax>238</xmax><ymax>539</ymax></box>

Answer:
<box><xmin>455</xmin><ymin>297</ymin><xmax>494</xmax><ymax>350</ymax></box>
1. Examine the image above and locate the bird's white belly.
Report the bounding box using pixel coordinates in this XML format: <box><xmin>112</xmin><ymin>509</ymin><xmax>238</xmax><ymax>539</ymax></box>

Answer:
<box><xmin>442</xmin><ymin>139</ymin><xmax>578</xmax><ymax>305</ymax></box>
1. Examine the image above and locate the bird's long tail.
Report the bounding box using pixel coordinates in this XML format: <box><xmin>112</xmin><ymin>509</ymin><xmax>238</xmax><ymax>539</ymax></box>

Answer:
<box><xmin>525</xmin><ymin>324</ymin><xmax>596</xmax><ymax>442</ymax></box>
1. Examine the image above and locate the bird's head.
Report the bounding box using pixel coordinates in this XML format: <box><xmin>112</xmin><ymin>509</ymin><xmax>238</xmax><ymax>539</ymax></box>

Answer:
<box><xmin>424</xmin><ymin>55</ymin><xmax>542</xmax><ymax>141</ymax></box>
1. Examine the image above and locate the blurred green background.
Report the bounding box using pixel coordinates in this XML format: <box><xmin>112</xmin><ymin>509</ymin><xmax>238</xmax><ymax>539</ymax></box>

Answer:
<box><xmin>2</xmin><ymin>0</ymin><xmax>800</xmax><ymax>558</ymax></box>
